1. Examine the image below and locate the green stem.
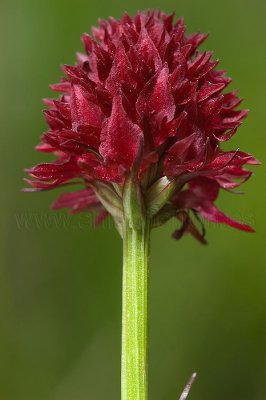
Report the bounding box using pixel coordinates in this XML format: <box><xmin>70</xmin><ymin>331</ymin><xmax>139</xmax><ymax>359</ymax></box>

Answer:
<box><xmin>121</xmin><ymin>219</ymin><xmax>150</xmax><ymax>400</ymax></box>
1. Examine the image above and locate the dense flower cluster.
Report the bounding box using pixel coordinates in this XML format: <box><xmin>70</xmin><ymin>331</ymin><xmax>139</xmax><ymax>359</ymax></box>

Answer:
<box><xmin>25</xmin><ymin>11</ymin><xmax>258</xmax><ymax>242</ymax></box>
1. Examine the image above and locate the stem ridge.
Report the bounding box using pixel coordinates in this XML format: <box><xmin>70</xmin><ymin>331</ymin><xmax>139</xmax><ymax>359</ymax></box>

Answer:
<box><xmin>121</xmin><ymin>219</ymin><xmax>150</xmax><ymax>400</ymax></box>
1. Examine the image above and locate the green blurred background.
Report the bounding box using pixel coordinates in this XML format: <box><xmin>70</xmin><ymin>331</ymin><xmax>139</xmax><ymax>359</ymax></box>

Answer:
<box><xmin>1</xmin><ymin>0</ymin><xmax>266</xmax><ymax>399</ymax></box>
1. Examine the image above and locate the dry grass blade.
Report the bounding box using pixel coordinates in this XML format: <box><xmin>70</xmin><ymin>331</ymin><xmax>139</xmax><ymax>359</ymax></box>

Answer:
<box><xmin>179</xmin><ymin>372</ymin><xmax>197</xmax><ymax>400</ymax></box>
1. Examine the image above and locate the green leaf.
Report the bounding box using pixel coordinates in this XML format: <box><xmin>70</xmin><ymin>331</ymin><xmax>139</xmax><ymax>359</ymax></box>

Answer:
<box><xmin>146</xmin><ymin>176</ymin><xmax>179</xmax><ymax>218</ymax></box>
<box><xmin>90</xmin><ymin>181</ymin><xmax>123</xmax><ymax>229</ymax></box>
<box><xmin>123</xmin><ymin>176</ymin><xmax>145</xmax><ymax>230</ymax></box>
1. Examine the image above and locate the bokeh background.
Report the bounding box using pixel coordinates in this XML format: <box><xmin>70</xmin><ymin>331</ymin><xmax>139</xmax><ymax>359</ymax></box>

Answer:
<box><xmin>1</xmin><ymin>0</ymin><xmax>266</xmax><ymax>399</ymax></box>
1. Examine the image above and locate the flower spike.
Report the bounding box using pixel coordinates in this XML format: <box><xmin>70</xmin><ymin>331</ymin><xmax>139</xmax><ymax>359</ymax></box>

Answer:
<box><xmin>24</xmin><ymin>11</ymin><xmax>258</xmax><ymax>240</ymax></box>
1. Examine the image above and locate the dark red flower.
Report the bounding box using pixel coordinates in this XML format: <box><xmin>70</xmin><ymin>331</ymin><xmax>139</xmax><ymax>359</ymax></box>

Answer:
<box><xmin>24</xmin><ymin>10</ymin><xmax>258</xmax><ymax>241</ymax></box>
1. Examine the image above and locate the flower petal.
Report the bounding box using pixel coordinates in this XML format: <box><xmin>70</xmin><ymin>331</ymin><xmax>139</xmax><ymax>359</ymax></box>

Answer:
<box><xmin>71</xmin><ymin>84</ymin><xmax>103</xmax><ymax>130</ymax></box>
<box><xmin>136</xmin><ymin>64</ymin><xmax>175</xmax><ymax>123</ymax></box>
<box><xmin>27</xmin><ymin>158</ymin><xmax>81</xmax><ymax>181</ymax></box>
<box><xmin>100</xmin><ymin>94</ymin><xmax>143</xmax><ymax>168</ymax></box>
<box><xmin>198</xmin><ymin>202</ymin><xmax>255</xmax><ymax>232</ymax></box>
<box><xmin>52</xmin><ymin>188</ymin><xmax>100</xmax><ymax>213</ymax></box>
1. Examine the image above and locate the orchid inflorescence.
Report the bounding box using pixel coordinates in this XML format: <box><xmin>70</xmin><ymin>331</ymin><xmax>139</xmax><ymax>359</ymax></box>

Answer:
<box><xmin>25</xmin><ymin>10</ymin><xmax>258</xmax><ymax>241</ymax></box>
